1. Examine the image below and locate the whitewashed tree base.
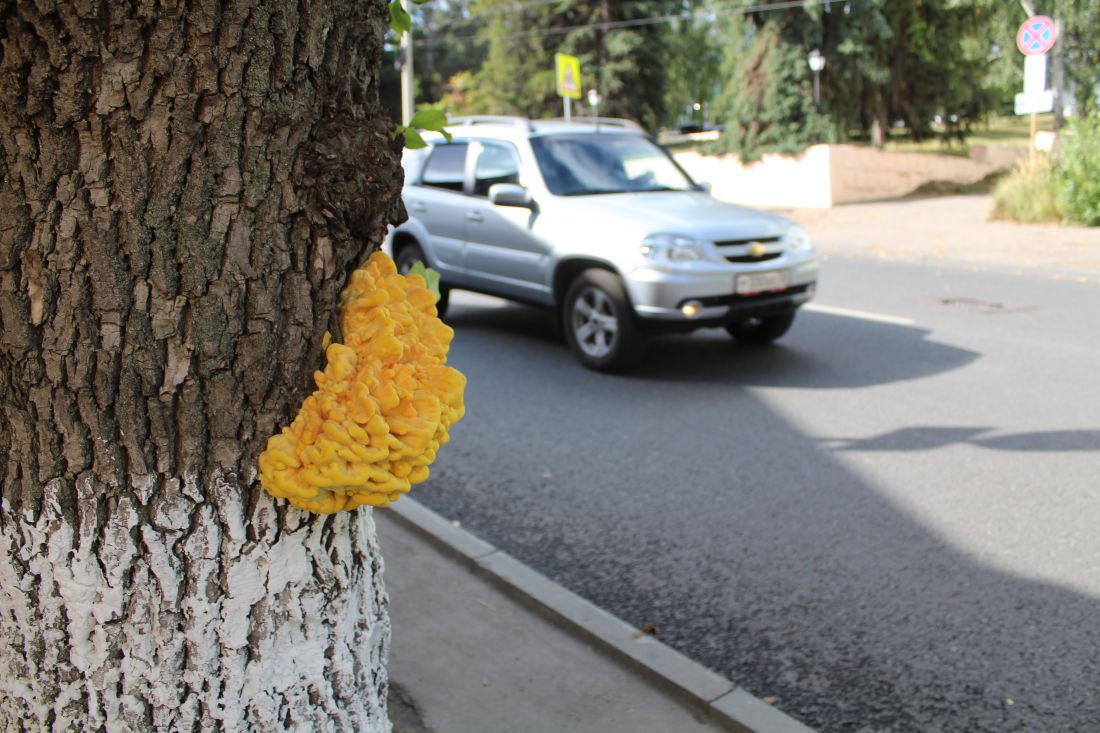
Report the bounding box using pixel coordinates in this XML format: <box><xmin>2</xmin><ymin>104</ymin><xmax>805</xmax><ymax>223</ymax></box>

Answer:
<box><xmin>0</xmin><ymin>475</ymin><xmax>391</xmax><ymax>732</ymax></box>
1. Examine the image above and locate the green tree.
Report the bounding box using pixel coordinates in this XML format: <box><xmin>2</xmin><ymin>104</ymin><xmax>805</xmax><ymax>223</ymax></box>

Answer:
<box><xmin>1051</xmin><ymin>0</ymin><xmax>1100</xmax><ymax>116</ymax></box>
<box><xmin>664</xmin><ymin>1</ymin><xmax>724</xmax><ymax>130</ymax></box>
<box><xmin>555</xmin><ymin>0</ymin><xmax>680</xmax><ymax>131</ymax></box>
<box><xmin>712</xmin><ymin>3</ymin><xmax>834</xmax><ymax>159</ymax></box>
<box><xmin>459</xmin><ymin>0</ymin><xmax>681</xmax><ymax>130</ymax></box>
<box><xmin>714</xmin><ymin>0</ymin><xmax>1013</xmax><ymax>156</ymax></box>
<box><xmin>464</xmin><ymin>0</ymin><xmax>557</xmax><ymax>117</ymax></box>
<box><xmin>412</xmin><ymin>0</ymin><xmax>491</xmax><ymax>109</ymax></box>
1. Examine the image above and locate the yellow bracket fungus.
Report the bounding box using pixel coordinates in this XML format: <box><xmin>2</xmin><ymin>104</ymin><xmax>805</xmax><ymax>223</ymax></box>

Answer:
<box><xmin>259</xmin><ymin>251</ymin><xmax>466</xmax><ymax>513</ymax></box>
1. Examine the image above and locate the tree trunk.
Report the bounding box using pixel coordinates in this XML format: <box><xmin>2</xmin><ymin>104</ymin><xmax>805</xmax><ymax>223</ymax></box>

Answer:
<box><xmin>871</xmin><ymin>90</ymin><xmax>887</xmax><ymax>148</ymax></box>
<box><xmin>0</xmin><ymin>1</ymin><xmax>404</xmax><ymax>730</ymax></box>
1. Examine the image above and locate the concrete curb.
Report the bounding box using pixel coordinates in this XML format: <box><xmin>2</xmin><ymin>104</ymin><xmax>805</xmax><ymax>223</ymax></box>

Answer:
<box><xmin>384</xmin><ymin>498</ymin><xmax>817</xmax><ymax>733</ymax></box>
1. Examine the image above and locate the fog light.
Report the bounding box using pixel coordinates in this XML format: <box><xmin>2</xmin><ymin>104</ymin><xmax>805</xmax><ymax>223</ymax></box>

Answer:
<box><xmin>681</xmin><ymin>300</ymin><xmax>703</xmax><ymax>318</ymax></box>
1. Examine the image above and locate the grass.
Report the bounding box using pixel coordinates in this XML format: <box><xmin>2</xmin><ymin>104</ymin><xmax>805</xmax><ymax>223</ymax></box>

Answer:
<box><xmin>908</xmin><ymin>170</ymin><xmax>1007</xmax><ymax>197</ymax></box>
<box><xmin>882</xmin><ymin>114</ymin><xmax>1051</xmax><ymax>157</ymax></box>
<box><xmin>662</xmin><ymin>115</ymin><xmax>1051</xmax><ymax>158</ymax></box>
<box><xmin>988</xmin><ymin>160</ymin><xmax>1061</xmax><ymax>223</ymax></box>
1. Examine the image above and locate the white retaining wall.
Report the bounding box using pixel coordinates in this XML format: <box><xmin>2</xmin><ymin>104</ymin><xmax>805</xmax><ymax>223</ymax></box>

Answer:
<box><xmin>674</xmin><ymin>144</ymin><xmax>1021</xmax><ymax>209</ymax></box>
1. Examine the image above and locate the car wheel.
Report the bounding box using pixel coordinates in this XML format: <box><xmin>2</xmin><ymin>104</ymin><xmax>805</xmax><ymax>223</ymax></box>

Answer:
<box><xmin>725</xmin><ymin>312</ymin><xmax>795</xmax><ymax>345</ymax></box>
<box><xmin>563</xmin><ymin>269</ymin><xmax>642</xmax><ymax>372</ymax></box>
<box><xmin>395</xmin><ymin>243</ymin><xmax>449</xmax><ymax>318</ymax></box>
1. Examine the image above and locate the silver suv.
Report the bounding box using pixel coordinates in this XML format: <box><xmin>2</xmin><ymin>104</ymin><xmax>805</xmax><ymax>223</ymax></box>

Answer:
<box><xmin>388</xmin><ymin>116</ymin><xmax>819</xmax><ymax>371</ymax></box>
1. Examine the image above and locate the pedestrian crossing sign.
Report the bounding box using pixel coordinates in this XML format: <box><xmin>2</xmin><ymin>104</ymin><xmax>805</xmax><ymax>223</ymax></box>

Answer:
<box><xmin>556</xmin><ymin>53</ymin><xmax>582</xmax><ymax>99</ymax></box>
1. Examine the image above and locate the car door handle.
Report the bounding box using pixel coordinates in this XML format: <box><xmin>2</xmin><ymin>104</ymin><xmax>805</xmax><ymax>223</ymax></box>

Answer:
<box><xmin>409</xmin><ymin>202</ymin><xmax>428</xmax><ymax>213</ymax></box>
<box><xmin>465</xmin><ymin>211</ymin><xmax>483</xmax><ymax>223</ymax></box>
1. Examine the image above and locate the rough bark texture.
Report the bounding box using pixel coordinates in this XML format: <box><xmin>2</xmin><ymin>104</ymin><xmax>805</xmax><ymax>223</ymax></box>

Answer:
<box><xmin>0</xmin><ymin>1</ymin><xmax>404</xmax><ymax>730</ymax></box>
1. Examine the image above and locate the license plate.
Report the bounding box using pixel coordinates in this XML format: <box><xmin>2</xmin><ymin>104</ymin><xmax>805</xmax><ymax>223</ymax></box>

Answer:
<box><xmin>736</xmin><ymin>269</ymin><xmax>789</xmax><ymax>294</ymax></box>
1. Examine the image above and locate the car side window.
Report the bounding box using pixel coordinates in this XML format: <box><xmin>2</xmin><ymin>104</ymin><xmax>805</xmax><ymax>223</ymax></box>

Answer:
<box><xmin>420</xmin><ymin>143</ymin><xmax>468</xmax><ymax>192</ymax></box>
<box><xmin>473</xmin><ymin>142</ymin><xmax>521</xmax><ymax>197</ymax></box>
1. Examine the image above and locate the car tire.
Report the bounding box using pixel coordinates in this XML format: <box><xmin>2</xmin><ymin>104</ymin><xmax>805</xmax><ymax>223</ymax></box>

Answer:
<box><xmin>395</xmin><ymin>243</ymin><xmax>449</xmax><ymax>319</ymax></box>
<box><xmin>725</xmin><ymin>312</ymin><xmax>795</xmax><ymax>345</ymax></box>
<box><xmin>563</xmin><ymin>269</ymin><xmax>642</xmax><ymax>372</ymax></box>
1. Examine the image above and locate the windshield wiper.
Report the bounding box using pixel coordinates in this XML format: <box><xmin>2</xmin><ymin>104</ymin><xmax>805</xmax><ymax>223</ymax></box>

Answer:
<box><xmin>560</xmin><ymin>186</ymin><xmax>691</xmax><ymax>196</ymax></box>
<box><xmin>560</xmin><ymin>188</ymin><xmax>630</xmax><ymax>196</ymax></box>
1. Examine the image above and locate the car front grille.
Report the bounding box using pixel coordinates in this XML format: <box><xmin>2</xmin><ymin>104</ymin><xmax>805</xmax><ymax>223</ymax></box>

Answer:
<box><xmin>714</xmin><ymin>236</ymin><xmax>782</xmax><ymax>264</ymax></box>
<box><xmin>714</xmin><ymin>236</ymin><xmax>780</xmax><ymax>247</ymax></box>
<box><xmin>724</xmin><ymin>252</ymin><xmax>782</xmax><ymax>264</ymax></box>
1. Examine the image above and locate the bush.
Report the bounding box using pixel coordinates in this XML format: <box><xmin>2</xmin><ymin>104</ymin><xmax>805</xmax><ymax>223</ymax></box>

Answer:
<box><xmin>1053</xmin><ymin>112</ymin><xmax>1100</xmax><ymax>226</ymax></box>
<box><xmin>989</xmin><ymin>160</ymin><xmax>1060</xmax><ymax>223</ymax></box>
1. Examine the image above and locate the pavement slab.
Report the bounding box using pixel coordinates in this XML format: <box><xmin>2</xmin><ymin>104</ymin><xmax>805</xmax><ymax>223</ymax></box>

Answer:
<box><xmin>377</xmin><ymin>501</ymin><xmax>815</xmax><ymax>733</ymax></box>
<box><xmin>787</xmin><ymin>194</ymin><xmax>1100</xmax><ymax>278</ymax></box>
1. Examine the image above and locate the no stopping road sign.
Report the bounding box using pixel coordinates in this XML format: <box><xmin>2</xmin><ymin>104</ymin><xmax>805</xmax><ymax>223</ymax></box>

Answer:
<box><xmin>1017</xmin><ymin>16</ymin><xmax>1057</xmax><ymax>55</ymax></box>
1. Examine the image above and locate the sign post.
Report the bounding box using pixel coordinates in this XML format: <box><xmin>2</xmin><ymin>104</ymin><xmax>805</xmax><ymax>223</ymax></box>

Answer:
<box><xmin>1015</xmin><ymin>15</ymin><xmax>1058</xmax><ymax>164</ymax></box>
<box><xmin>555</xmin><ymin>53</ymin><xmax>582</xmax><ymax>122</ymax></box>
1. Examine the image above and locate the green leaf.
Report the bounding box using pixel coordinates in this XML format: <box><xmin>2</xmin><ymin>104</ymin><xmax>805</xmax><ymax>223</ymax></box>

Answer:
<box><xmin>406</xmin><ymin>107</ymin><xmax>452</xmax><ymax>145</ymax></box>
<box><xmin>409</xmin><ymin>108</ymin><xmax>448</xmax><ymax>133</ymax></box>
<box><xmin>403</xmin><ymin>127</ymin><xmax>427</xmax><ymax>149</ymax></box>
<box><xmin>391</xmin><ymin>124</ymin><xmax>405</xmax><ymax>141</ymax></box>
<box><xmin>388</xmin><ymin>1</ymin><xmax>411</xmax><ymax>35</ymax></box>
<box><xmin>406</xmin><ymin>260</ymin><xmax>442</xmax><ymax>301</ymax></box>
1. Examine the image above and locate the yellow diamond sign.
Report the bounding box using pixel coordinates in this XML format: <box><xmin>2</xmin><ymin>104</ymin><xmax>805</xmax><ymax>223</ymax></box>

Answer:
<box><xmin>555</xmin><ymin>53</ymin><xmax>582</xmax><ymax>100</ymax></box>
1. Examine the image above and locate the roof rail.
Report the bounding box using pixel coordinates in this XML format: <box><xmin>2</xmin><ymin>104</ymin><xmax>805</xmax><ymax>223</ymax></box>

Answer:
<box><xmin>447</xmin><ymin>115</ymin><xmax>535</xmax><ymax>131</ymax></box>
<box><xmin>542</xmin><ymin>117</ymin><xmax>645</xmax><ymax>131</ymax></box>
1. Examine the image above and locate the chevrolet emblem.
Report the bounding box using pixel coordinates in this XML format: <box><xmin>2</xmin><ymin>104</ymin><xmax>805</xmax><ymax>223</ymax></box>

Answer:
<box><xmin>746</xmin><ymin>242</ymin><xmax>768</xmax><ymax>257</ymax></box>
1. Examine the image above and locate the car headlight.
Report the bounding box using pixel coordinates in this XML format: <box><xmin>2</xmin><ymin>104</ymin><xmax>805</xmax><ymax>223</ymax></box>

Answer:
<box><xmin>782</xmin><ymin>225</ymin><xmax>812</xmax><ymax>252</ymax></box>
<box><xmin>639</xmin><ymin>234</ymin><xmax>709</xmax><ymax>263</ymax></box>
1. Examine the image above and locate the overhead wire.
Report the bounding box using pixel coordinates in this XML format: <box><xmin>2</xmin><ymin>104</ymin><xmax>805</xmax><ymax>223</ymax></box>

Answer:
<box><xmin>416</xmin><ymin>0</ymin><xmax>843</xmax><ymax>48</ymax></box>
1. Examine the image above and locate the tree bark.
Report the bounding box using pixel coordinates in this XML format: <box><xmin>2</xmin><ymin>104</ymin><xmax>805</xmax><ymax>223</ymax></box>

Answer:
<box><xmin>871</xmin><ymin>89</ymin><xmax>887</xmax><ymax>149</ymax></box>
<box><xmin>0</xmin><ymin>1</ymin><xmax>404</xmax><ymax>730</ymax></box>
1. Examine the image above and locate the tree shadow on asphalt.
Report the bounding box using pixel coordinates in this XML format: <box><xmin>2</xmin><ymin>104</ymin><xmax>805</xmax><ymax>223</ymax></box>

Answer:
<box><xmin>444</xmin><ymin>301</ymin><xmax>981</xmax><ymax>390</ymax></box>
<box><xmin>823</xmin><ymin>426</ymin><xmax>1100</xmax><ymax>452</ymax></box>
<box><xmin>429</xmin><ymin>299</ymin><xmax>1100</xmax><ymax>733</ymax></box>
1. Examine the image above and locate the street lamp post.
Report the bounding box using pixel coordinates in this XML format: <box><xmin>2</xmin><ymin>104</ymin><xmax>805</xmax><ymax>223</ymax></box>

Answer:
<box><xmin>399</xmin><ymin>0</ymin><xmax>414</xmax><ymax>126</ymax></box>
<box><xmin>808</xmin><ymin>48</ymin><xmax>826</xmax><ymax>110</ymax></box>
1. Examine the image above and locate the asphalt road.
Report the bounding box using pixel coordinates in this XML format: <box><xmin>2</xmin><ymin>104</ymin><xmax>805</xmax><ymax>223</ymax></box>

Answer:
<box><xmin>417</xmin><ymin>256</ymin><xmax>1100</xmax><ymax>733</ymax></box>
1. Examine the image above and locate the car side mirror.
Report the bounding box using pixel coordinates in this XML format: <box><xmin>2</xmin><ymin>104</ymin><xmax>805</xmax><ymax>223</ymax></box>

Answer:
<box><xmin>488</xmin><ymin>183</ymin><xmax>534</xmax><ymax>208</ymax></box>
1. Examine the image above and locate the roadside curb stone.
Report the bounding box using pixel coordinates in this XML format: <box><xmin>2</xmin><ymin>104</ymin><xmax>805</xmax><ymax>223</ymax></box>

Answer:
<box><xmin>385</xmin><ymin>498</ymin><xmax>817</xmax><ymax>733</ymax></box>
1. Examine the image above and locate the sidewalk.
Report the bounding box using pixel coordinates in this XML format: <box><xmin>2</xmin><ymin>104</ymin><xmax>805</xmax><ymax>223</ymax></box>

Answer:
<box><xmin>377</xmin><ymin>500</ymin><xmax>814</xmax><ymax>733</ymax></box>
<box><xmin>787</xmin><ymin>194</ymin><xmax>1100</xmax><ymax>278</ymax></box>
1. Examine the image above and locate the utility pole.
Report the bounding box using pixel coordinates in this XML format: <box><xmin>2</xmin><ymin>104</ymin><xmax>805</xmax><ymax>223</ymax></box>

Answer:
<box><xmin>1051</xmin><ymin>9</ymin><xmax>1066</xmax><ymax>127</ymax></box>
<box><xmin>399</xmin><ymin>0</ymin><xmax>414</xmax><ymax>126</ymax></box>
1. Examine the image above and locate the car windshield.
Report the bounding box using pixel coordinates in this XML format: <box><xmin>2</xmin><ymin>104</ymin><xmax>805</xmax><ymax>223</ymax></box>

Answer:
<box><xmin>531</xmin><ymin>134</ymin><xmax>697</xmax><ymax>196</ymax></box>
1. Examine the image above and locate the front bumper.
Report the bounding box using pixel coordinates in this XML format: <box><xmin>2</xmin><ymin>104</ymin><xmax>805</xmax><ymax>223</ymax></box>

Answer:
<box><xmin>627</xmin><ymin>257</ymin><xmax>819</xmax><ymax>326</ymax></box>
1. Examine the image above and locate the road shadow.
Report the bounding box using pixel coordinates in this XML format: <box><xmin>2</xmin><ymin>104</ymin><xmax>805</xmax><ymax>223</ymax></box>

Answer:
<box><xmin>445</xmin><ymin>301</ymin><xmax>981</xmax><ymax>390</ymax></box>
<box><xmin>824</xmin><ymin>426</ymin><xmax>1100</xmax><ymax>452</ymax></box>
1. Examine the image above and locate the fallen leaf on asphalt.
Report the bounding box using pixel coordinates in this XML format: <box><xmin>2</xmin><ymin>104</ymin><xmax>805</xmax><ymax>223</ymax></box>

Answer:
<box><xmin>640</xmin><ymin>623</ymin><xmax>658</xmax><ymax>636</ymax></box>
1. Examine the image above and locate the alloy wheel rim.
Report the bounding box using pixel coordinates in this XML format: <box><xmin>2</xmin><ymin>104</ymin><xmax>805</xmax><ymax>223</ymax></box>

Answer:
<box><xmin>572</xmin><ymin>287</ymin><xmax>618</xmax><ymax>358</ymax></box>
